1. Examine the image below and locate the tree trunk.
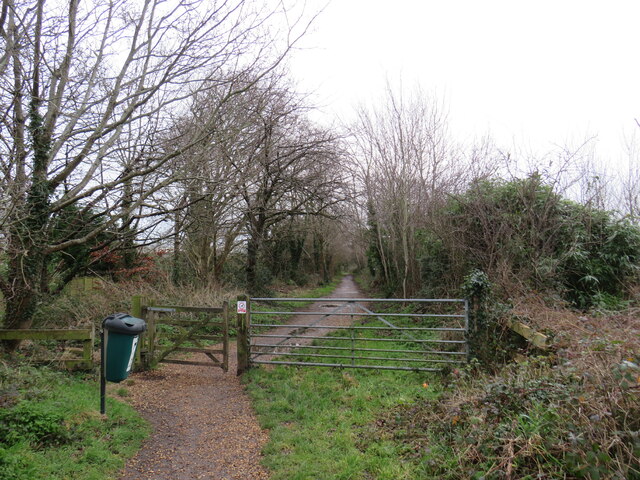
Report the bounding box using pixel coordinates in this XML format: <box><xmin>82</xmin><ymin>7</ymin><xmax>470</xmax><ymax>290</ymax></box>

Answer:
<box><xmin>2</xmin><ymin>230</ymin><xmax>44</xmax><ymax>351</ymax></box>
<box><xmin>246</xmin><ymin>216</ymin><xmax>265</xmax><ymax>294</ymax></box>
<box><xmin>2</xmin><ymin>280</ymin><xmax>38</xmax><ymax>351</ymax></box>
<box><xmin>246</xmin><ymin>233</ymin><xmax>260</xmax><ymax>294</ymax></box>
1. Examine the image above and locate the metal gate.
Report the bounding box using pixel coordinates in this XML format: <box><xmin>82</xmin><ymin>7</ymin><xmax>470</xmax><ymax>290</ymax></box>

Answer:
<box><xmin>140</xmin><ymin>303</ymin><xmax>229</xmax><ymax>372</ymax></box>
<box><xmin>237</xmin><ymin>297</ymin><xmax>468</xmax><ymax>373</ymax></box>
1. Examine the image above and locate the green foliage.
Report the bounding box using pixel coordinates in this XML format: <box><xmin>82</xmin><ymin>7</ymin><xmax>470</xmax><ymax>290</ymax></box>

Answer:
<box><xmin>423</xmin><ymin>175</ymin><xmax>640</xmax><ymax>308</ymax></box>
<box><xmin>48</xmin><ymin>205</ymin><xmax>112</xmax><ymax>282</ymax></box>
<box><xmin>0</xmin><ymin>364</ymin><xmax>149</xmax><ymax>479</ymax></box>
<box><xmin>557</xmin><ymin>208</ymin><xmax>640</xmax><ymax>308</ymax></box>
<box><xmin>416</xmin><ymin>230</ymin><xmax>451</xmax><ymax>298</ymax></box>
<box><xmin>375</xmin><ymin>354</ymin><xmax>640</xmax><ymax>479</ymax></box>
<box><xmin>462</xmin><ymin>270</ymin><xmax>523</xmax><ymax>366</ymax></box>
<box><xmin>0</xmin><ymin>402</ymin><xmax>72</xmax><ymax>448</ymax></box>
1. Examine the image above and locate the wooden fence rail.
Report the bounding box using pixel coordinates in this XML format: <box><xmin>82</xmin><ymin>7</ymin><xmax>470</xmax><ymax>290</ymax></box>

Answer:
<box><xmin>0</xmin><ymin>327</ymin><xmax>95</xmax><ymax>369</ymax></box>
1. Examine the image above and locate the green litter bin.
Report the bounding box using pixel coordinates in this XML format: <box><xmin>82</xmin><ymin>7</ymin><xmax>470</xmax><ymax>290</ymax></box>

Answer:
<box><xmin>102</xmin><ymin>313</ymin><xmax>146</xmax><ymax>383</ymax></box>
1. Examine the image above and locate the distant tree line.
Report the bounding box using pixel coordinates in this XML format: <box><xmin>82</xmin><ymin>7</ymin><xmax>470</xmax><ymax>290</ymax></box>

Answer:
<box><xmin>350</xmin><ymin>85</ymin><xmax>640</xmax><ymax>307</ymax></box>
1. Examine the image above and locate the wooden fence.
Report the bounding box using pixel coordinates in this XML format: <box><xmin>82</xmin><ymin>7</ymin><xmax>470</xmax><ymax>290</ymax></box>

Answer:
<box><xmin>0</xmin><ymin>326</ymin><xmax>95</xmax><ymax>369</ymax></box>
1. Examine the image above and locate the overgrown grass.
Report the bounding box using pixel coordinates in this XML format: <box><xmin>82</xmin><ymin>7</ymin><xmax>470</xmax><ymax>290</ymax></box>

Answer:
<box><xmin>245</xmin><ymin>365</ymin><xmax>438</xmax><ymax>479</ymax></box>
<box><xmin>0</xmin><ymin>363</ymin><xmax>149</xmax><ymax>480</ymax></box>
<box><xmin>375</xmin><ymin>352</ymin><xmax>639</xmax><ymax>479</ymax></box>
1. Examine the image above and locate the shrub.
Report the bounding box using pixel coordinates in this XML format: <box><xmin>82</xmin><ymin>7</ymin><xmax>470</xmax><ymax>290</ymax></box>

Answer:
<box><xmin>424</xmin><ymin>175</ymin><xmax>640</xmax><ymax>308</ymax></box>
<box><xmin>0</xmin><ymin>402</ymin><xmax>72</xmax><ymax>448</ymax></box>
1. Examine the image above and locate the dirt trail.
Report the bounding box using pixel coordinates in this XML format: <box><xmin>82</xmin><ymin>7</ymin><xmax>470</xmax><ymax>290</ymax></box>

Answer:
<box><xmin>251</xmin><ymin>275</ymin><xmax>364</xmax><ymax>362</ymax></box>
<box><xmin>119</xmin><ymin>276</ymin><xmax>363</xmax><ymax>480</ymax></box>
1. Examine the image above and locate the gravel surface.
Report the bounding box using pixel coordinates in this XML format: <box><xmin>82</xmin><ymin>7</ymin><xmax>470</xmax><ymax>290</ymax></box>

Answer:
<box><xmin>118</xmin><ymin>342</ymin><xmax>270</xmax><ymax>480</ymax></box>
<box><xmin>118</xmin><ymin>276</ymin><xmax>363</xmax><ymax>480</ymax></box>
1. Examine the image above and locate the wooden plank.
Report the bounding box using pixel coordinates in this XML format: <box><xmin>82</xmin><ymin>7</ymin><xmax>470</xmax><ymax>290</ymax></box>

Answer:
<box><xmin>153</xmin><ymin>305</ymin><xmax>224</xmax><ymax>314</ymax></box>
<box><xmin>508</xmin><ymin>320</ymin><xmax>548</xmax><ymax>348</ymax></box>
<box><xmin>0</xmin><ymin>329</ymin><xmax>92</xmax><ymax>340</ymax></box>
<box><xmin>62</xmin><ymin>358</ymin><xmax>94</xmax><ymax>369</ymax></box>
<box><xmin>146</xmin><ymin>307</ymin><xmax>177</xmax><ymax>313</ymax></box>
<box><xmin>160</xmin><ymin>334</ymin><xmax>223</xmax><ymax>343</ymax></box>
<box><xmin>156</xmin><ymin>320</ymin><xmax>224</xmax><ymax>327</ymax></box>
<box><xmin>172</xmin><ymin>347</ymin><xmax>224</xmax><ymax>354</ymax></box>
<box><xmin>193</xmin><ymin>334</ymin><xmax>224</xmax><ymax>341</ymax></box>
<box><xmin>160</xmin><ymin>359</ymin><xmax>221</xmax><ymax>366</ymax></box>
<box><xmin>132</xmin><ymin>295</ymin><xmax>145</xmax><ymax>369</ymax></box>
<box><xmin>82</xmin><ymin>324</ymin><xmax>95</xmax><ymax>364</ymax></box>
<box><xmin>131</xmin><ymin>295</ymin><xmax>146</xmax><ymax>318</ymax></box>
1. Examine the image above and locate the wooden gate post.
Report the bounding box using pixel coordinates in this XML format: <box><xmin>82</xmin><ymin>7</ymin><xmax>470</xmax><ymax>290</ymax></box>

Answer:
<box><xmin>145</xmin><ymin>310</ymin><xmax>158</xmax><ymax>369</ymax></box>
<box><xmin>236</xmin><ymin>295</ymin><xmax>250</xmax><ymax>375</ymax></box>
<box><xmin>222</xmin><ymin>301</ymin><xmax>229</xmax><ymax>373</ymax></box>
<box><xmin>131</xmin><ymin>295</ymin><xmax>151</xmax><ymax>369</ymax></box>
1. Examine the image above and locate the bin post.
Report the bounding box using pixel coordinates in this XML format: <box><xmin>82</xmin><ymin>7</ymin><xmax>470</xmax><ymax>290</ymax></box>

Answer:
<box><xmin>100</xmin><ymin>327</ymin><xmax>106</xmax><ymax>415</ymax></box>
<box><xmin>236</xmin><ymin>295</ymin><xmax>250</xmax><ymax>375</ymax></box>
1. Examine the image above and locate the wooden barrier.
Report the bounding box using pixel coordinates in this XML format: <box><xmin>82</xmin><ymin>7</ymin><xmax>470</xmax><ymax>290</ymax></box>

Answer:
<box><xmin>0</xmin><ymin>327</ymin><xmax>95</xmax><ymax>369</ymax></box>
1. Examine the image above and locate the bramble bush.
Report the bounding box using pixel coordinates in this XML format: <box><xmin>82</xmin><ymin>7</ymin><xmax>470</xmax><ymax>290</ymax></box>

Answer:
<box><xmin>420</xmin><ymin>175</ymin><xmax>640</xmax><ymax>309</ymax></box>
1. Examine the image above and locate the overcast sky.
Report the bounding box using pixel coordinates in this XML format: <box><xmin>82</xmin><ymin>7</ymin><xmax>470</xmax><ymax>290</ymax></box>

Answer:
<box><xmin>288</xmin><ymin>0</ymin><xmax>640</xmax><ymax>164</ymax></box>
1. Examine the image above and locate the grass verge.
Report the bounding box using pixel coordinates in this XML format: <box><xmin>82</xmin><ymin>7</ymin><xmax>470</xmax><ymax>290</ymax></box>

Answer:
<box><xmin>245</xmin><ymin>365</ymin><xmax>438</xmax><ymax>479</ymax></box>
<box><xmin>0</xmin><ymin>363</ymin><xmax>149</xmax><ymax>480</ymax></box>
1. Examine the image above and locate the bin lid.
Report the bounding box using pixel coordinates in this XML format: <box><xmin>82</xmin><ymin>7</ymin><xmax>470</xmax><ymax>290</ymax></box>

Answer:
<box><xmin>102</xmin><ymin>313</ymin><xmax>146</xmax><ymax>334</ymax></box>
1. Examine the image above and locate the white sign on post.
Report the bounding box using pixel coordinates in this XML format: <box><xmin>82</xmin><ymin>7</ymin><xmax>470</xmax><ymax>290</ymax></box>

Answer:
<box><xmin>237</xmin><ymin>301</ymin><xmax>247</xmax><ymax>314</ymax></box>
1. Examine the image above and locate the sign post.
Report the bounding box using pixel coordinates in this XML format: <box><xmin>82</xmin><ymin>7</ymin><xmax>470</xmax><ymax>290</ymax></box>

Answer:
<box><xmin>236</xmin><ymin>295</ymin><xmax>250</xmax><ymax>375</ymax></box>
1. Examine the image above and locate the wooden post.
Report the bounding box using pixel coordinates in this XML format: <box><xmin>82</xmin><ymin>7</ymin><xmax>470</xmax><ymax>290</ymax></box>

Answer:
<box><xmin>222</xmin><ymin>301</ymin><xmax>229</xmax><ymax>373</ymax></box>
<box><xmin>131</xmin><ymin>295</ymin><xmax>144</xmax><ymax>318</ymax></box>
<box><xmin>83</xmin><ymin>323</ymin><xmax>95</xmax><ymax>368</ymax></box>
<box><xmin>236</xmin><ymin>295</ymin><xmax>250</xmax><ymax>375</ymax></box>
<box><xmin>146</xmin><ymin>310</ymin><xmax>157</xmax><ymax>369</ymax></box>
<box><xmin>132</xmin><ymin>295</ymin><xmax>146</xmax><ymax>369</ymax></box>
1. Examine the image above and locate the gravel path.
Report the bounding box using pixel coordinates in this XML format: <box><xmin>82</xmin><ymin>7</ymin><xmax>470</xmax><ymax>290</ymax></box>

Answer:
<box><xmin>118</xmin><ymin>276</ymin><xmax>363</xmax><ymax>480</ymax></box>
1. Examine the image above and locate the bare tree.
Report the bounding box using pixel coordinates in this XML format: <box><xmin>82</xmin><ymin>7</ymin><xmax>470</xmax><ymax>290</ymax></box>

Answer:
<box><xmin>221</xmin><ymin>75</ymin><xmax>345</xmax><ymax>292</ymax></box>
<box><xmin>619</xmin><ymin>129</ymin><xmax>640</xmax><ymax>222</ymax></box>
<box><xmin>157</xmin><ymin>72</ymin><xmax>347</xmax><ymax>291</ymax></box>
<box><xmin>350</xmin><ymin>84</ymin><xmax>456</xmax><ymax>297</ymax></box>
<box><xmin>0</xmin><ymin>0</ymin><xmax>313</xmax><ymax>346</ymax></box>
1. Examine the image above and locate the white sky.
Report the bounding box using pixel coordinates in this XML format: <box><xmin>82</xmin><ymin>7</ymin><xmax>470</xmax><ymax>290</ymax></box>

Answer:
<box><xmin>288</xmin><ymin>0</ymin><xmax>640</xmax><ymax>164</ymax></box>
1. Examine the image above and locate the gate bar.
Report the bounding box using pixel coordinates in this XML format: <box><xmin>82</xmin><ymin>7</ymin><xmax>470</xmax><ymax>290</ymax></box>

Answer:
<box><xmin>251</xmin><ymin>360</ymin><xmax>442</xmax><ymax>372</ymax></box>
<box><xmin>251</xmin><ymin>297</ymin><xmax>465</xmax><ymax>303</ymax></box>
<box><xmin>251</xmin><ymin>311</ymin><xmax>465</xmax><ymax>318</ymax></box>
<box><xmin>252</xmin><ymin>333</ymin><xmax>466</xmax><ymax>344</ymax></box>
<box><xmin>260</xmin><ymin>352</ymin><xmax>466</xmax><ymax>364</ymax></box>
<box><xmin>251</xmin><ymin>323</ymin><xmax>465</xmax><ymax>332</ymax></box>
<box><xmin>253</xmin><ymin>343</ymin><xmax>467</xmax><ymax>355</ymax></box>
<box><xmin>252</xmin><ymin>343</ymin><xmax>467</xmax><ymax>356</ymax></box>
